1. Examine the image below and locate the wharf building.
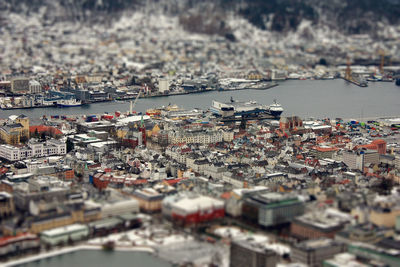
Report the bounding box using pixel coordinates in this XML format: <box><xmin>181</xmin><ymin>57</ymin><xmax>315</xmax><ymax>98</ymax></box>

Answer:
<box><xmin>28</xmin><ymin>80</ymin><xmax>42</xmax><ymax>94</ymax></box>
<box><xmin>40</xmin><ymin>224</ymin><xmax>89</xmax><ymax>246</ymax></box>
<box><xmin>0</xmin><ymin>233</ymin><xmax>39</xmax><ymax>259</ymax></box>
<box><xmin>10</xmin><ymin>78</ymin><xmax>29</xmax><ymax>94</ymax></box>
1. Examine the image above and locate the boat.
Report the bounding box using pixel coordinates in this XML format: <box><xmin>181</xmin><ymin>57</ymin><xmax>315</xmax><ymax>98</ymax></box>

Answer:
<box><xmin>57</xmin><ymin>99</ymin><xmax>82</xmax><ymax>107</ymax></box>
<box><xmin>146</xmin><ymin>108</ymin><xmax>162</xmax><ymax>116</ymax></box>
<box><xmin>268</xmin><ymin>100</ymin><xmax>284</xmax><ymax>117</ymax></box>
<box><xmin>211</xmin><ymin>97</ymin><xmax>283</xmax><ymax>118</ymax></box>
<box><xmin>247</xmin><ymin>82</ymin><xmax>278</xmax><ymax>90</ymax></box>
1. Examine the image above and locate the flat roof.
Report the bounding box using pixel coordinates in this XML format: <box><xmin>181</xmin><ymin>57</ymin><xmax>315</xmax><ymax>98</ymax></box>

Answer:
<box><xmin>41</xmin><ymin>224</ymin><xmax>87</xmax><ymax>237</ymax></box>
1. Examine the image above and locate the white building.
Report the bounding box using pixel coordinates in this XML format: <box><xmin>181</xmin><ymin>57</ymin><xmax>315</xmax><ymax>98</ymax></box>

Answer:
<box><xmin>41</xmin><ymin>224</ymin><xmax>89</xmax><ymax>246</ymax></box>
<box><xmin>158</xmin><ymin>78</ymin><xmax>169</xmax><ymax>93</ymax></box>
<box><xmin>29</xmin><ymin>80</ymin><xmax>42</xmax><ymax>94</ymax></box>
<box><xmin>0</xmin><ymin>139</ymin><xmax>66</xmax><ymax>161</ymax></box>
<box><xmin>169</xmin><ymin>130</ymin><xmax>223</xmax><ymax>145</ymax></box>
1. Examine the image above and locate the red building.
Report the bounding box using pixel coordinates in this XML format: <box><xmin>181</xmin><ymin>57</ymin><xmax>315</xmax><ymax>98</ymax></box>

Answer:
<box><xmin>280</xmin><ymin>116</ymin><xmax>303</xmax><ymax>130</ymax></box>
<box><xmin>357</xmin><ymin>139</ymin><xmax>387</xmax><ymax>155</ymax></box>
<box><xmin>169</xmin><ymin>195</ymin><xmax>225</xmax><ymax>226</ymax></box>
<box><xmin>0</xmin><ymin>233</ymin><xmax>39</xmax><ymax>257</ymax></box>
<box><xmin>91</xmin><ymin>172</ymin><xmax>148</xmax><ymax>190</ymax></box>
<box><xmin>30</xmin><ymin>125</ymin><xmax>63</xmax><ymax>138</ymax></box>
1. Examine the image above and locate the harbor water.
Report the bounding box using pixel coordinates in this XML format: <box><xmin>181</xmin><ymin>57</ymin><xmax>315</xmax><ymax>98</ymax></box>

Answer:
<box><xmin>12</xmin><ymin>249</ymin><xmax>171</xmax><ymax>267</ymax></box>
<box><xmin>1</xmin><ymin>80</ymin><xmax>399</xmax><ymax>119</ymax></box>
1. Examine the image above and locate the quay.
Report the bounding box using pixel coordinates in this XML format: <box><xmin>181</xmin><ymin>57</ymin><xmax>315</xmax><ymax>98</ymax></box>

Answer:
<box><xmin>341</xmin><ymin>77</ymin><xmax>368</xmax><ymax>87</ymax></box>
<box><xmin>216</xmin><ymin>113</ymin><xmax>278</xmax><ymax>123</ymax></box>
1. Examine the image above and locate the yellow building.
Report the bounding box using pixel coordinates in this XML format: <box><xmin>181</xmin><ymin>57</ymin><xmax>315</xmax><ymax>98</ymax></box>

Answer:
<box><xmin>0</xmin><ymin>192</ymin><xmax>15</xmax><ymax>218</ymax></box>
<box><xmin>132</xmin><ymin>189</ymin><xmax>164</xmax><ymax>213</ymax></box>
<box><xmin>0</xmin><ymin>115</ymin><xmax>30</xmax><ymax>145</ymax></box>
<box><xmin>370</xmin><ymin>207</ymin><xmax>400</xmax><ymax>228</ymax></box>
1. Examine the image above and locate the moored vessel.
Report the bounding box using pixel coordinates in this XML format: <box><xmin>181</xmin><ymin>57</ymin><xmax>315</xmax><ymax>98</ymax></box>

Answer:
<box><xmin>57</xmin><ymin>99</ymin><xmax>82</xmax><ymax>107</ymax></box>
<box><xmin>211</xmin><ymin>97</ymin><xmax>283</xmax><ymax>118</ymax></box>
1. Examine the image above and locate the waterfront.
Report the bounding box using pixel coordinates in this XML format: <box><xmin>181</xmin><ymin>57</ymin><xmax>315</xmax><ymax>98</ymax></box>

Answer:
<box><xmin>1</xmin><ymin>80</ymin><xmax>399</xmax><ymax>119</ymax></box>
<box><xmin>8</xmin><ymin>249</ymin><xmax>171</xmax><ymax>267</ymax></box>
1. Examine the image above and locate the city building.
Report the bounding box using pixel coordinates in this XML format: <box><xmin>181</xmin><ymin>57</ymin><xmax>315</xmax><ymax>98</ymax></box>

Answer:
<box><xmin>280</xmin><ymin>116</ymin><xmax>303</xmax><ymax>131</ymax></box>
<box><xmin>158</xmin><ymin>78</ymin><xmax>169</xmax><ymax>93</ymax></box>
<box><xmin>323</xmin><ymin>253</ymin><xmax>370</xmax><ymax>267</ymax></box>
<box><xmin>230</xmin><ymin>238</ymin><xmax>279</xmax><ymax>267</ymax></box>
<box><xmin>357</xmin><ymin>139</ymin><xmax>387</xmax><ymax>155</ymax></box>
<box><xmin>0</xmin><ymin>115</ymin><xmax>30</xmax><ymax>145</ymax></box>
<box><xmin>168</xmin><ymin>129</ymin><xmax>223</xmax><ymax>145</ymax></box>
<box><xmin>29</xmin><ymin>80</ymin><xmax>42</xmax><ymax>94</ymax></box>
<box><xmin>342</xmin><ymin>149</ymin><xmax>379</xmax><ymax>171</ymax></box>
<box><xmin>291</xmin><ymin>238</ymin><xmax>346</xmax><ymax>267</ymax></box>
<box><xmin>291</xmin><ymin>209</ymin><xmax>351</xmax><ymax>240</ymax></box>
<box><xmin>0</xmin><ymin>139</ymin><xmax>66</xmax><ymax>161</ymax></box>
<box><xmin>348</xmin><ymin>242</ymin><xmax>400</xmax><ymax>267</ymax></box>
<box><xmin>11</xmin><ymin>78</ymin><xmax>29</xmax><ymax>94</ymax></box>
<box><xmin>310</xmin><ymin>146</ymin><xmax>338</xmax><ymax>159</ymax></box>
<box><xmin>132</xmin><ymin>188</ymin><xmax>164</xmax><ymax>213</ymax></box>
<box><xmin>335</xmin><ymin>224</ymin><xmax>383</xmax><ymax>244</ymax></box>
<box><xmin>0</xmin><ymin>192</ymin><xmax>15</xmax><ymax>218</ymax></box>
<box><xmin>100</xmin><ymin>199</ymin><xmax>140</xmax><ymax>218</ymax></box>
<box><xmin>40</xmin><ymin>224</ymin><xmax>89</xmax><ymax>246</ymax></box>
<box><xmin>163</xmin><ymin>194</ymin><xmax>225</xmax><ymax>226</ymax></box>
<box><xmin>242</xmin><ymin>192</ymin><xmax>305</xmax><ymax>227</ymax></box>
<box><xmin>0</xmin><ymin>233</ymin><xmax>39</xmax><ymax>258</ymax></box>
<box><xmin>369</xmin><ymin>195</ymin><xmax>400</xmax><ymax>228</ymax></box>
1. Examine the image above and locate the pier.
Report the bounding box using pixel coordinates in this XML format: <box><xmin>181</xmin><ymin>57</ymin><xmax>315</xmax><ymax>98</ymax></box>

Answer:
<box><xmin>216</xmin><ymin>113</ymin><xmax>278</xmax><ymax>123</ymax></box>
<box><xmin>342</xmin><ymin>77</ymin><xmax>368</xmax><ymax>87</ymax></box>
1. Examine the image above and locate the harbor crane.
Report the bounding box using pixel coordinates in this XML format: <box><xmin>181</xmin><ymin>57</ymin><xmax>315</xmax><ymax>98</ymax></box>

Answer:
<box><xmin>129</xmin><ymin>85</ymin><xmax>144</xmax><ymax>115</ymax></box>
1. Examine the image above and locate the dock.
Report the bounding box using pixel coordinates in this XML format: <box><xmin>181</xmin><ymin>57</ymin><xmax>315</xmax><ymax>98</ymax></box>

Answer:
<box><xmin>216</xmin><ymin>113</ymin><xmax>278</xmax><ymax>123</ymax></box>
<box><xmin>342</xmin><ymin>77</ymin><xmax>368</xmax><ymax>87</ymax></box>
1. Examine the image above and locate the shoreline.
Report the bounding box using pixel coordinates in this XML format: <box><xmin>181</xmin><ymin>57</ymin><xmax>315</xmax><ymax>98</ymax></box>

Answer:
<box><xmin>1</xmin><ymin>80</ymin><xmax>399</xmax><ymax>120</ymax></box>
<box><xmin>3</xmin><ymin>245</ymin><xmax>155</xmax><ymax>267</ymax></box>
<box><xmin>1</xmin><ymin>81</ymin><xmax>278</xmax><ymax>111</ymax></box>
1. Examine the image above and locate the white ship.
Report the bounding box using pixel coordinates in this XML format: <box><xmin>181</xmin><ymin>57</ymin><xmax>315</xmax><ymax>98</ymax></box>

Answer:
<box><xmin>57</xmin><ymin>99</ymin><xmax>82</xmax><ymax>107</ymax></box>
<box><xmin>211</xmin><ymin>98</ymin><xmax>283</xmax><ymax>117</ymax></box>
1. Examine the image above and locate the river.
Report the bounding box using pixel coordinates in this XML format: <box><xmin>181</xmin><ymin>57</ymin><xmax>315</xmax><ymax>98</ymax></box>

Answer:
<box><xmin>1</xmin><ymin>80</ymin><xmax>399</xmax><ymax>119</ymax></box>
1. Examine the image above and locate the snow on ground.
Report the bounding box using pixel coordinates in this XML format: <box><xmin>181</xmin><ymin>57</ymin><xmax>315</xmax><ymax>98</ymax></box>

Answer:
<box><xmin>213</xmin><ymin>226</ymin><xmax>290</xmax><ymax>256</ymax></box>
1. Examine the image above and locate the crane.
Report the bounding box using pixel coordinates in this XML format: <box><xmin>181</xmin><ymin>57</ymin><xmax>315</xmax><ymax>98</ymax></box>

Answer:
<box><xmin>129</xmin><ymin>87</ymin><xmax>142</xmax><ymax>115</ymax></box>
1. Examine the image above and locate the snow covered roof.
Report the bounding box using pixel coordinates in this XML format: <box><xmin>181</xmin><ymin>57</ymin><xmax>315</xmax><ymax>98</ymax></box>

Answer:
<box><xmin>172</xmin><ymin>195</ymin><xmax>224</xmax><ymax>214</ymax></box>
<box><xmin>41</xmin><ymin>224</ymin><xmax>88</xmax><ymax>237</ymax></box>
